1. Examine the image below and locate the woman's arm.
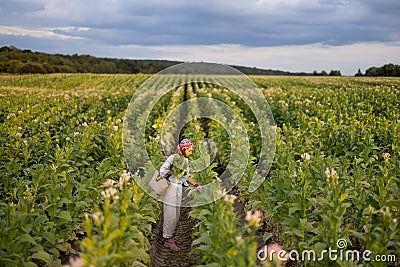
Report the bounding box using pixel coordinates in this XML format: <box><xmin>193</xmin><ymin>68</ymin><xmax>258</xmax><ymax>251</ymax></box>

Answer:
<box><xmin>186</xmin><ymin>176</ymin><xmax>200</xmax><ymax>187</ymax></box>
<box><xmin>160</xmin><ymin>155</ymin><xmax>174</xmax><ymax>179</ymax></box>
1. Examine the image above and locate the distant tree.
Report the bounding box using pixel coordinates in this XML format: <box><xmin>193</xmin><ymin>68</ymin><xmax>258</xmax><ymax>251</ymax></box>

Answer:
<box><xmin>365</xmin><ymin>64</ymin><xmax>400</xmax><ymax>76</ymax></box>
<box><xmin>355</xmin><ymin>69</ymin><xmax>363</xmax><ymax>76</ymax></box>
<box><xmin>42</xmin><ymin>62</ymin><xmax>55</xmax><ymax>73</ymax></box>
<box><xmin>14</xmin><ymin>62</ymin><xmax>46</xmax><ymax>74</ymax></box>
<box><xmin>382</xmin><ymin>63</ymin><xmax>400</xmax><ymax>76</ymax></box>
<box><xmin>365</xmin><ymin>67</ymin><xmax>378</xmax><ymax>76</ymax></box>
<box><xmin>329</xmin><ymin>70</ymin><xmax>341</xmax><ymax>76</ymax></box>
<box><xmin>7</xmin><ymin>60</ymin><xmax>22</xmax><ymax>73</ymax></box>
<box><xmin>321</xmin><ymin>70</ymin><xmax>328</xmax><ymax>76</ymax></box>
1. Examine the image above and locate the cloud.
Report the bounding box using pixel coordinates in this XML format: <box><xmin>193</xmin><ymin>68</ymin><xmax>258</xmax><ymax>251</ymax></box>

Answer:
<box><xmin>2</xmin><ymin>0</ymin><xmax>399</xmax><ymax>47</ymax></box>
<box><xmin>0</xmin><ymin>25</ymin><xmax>86</xmax><ymax>40</ymax></box>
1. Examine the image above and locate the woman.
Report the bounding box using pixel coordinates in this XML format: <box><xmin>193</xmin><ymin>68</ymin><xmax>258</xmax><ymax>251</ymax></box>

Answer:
<box><xmin>159</xmin><ymin>138</ymin><xmax>201</xmax><ymax>251</ymax></box>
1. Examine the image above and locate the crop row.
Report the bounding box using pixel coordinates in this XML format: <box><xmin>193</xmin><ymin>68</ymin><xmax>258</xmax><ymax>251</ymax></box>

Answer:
<box><xmin>1</xmin><ymin>74</ymin><xmax>399</xmax><ymax>266</ymax></box>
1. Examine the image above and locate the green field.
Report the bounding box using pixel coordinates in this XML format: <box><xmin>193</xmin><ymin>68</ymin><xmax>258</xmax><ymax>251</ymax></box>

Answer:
<box><xmin>0</xmin><ymin>74</ymin><xmax>399</xmax><ymax>266</ymax></box>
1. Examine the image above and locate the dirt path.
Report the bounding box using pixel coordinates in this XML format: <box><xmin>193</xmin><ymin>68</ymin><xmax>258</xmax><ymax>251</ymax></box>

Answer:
<box><xmin>149</xmin><ymin>193</ymin><xmax>199</xmax><ymax>266</ymax></box>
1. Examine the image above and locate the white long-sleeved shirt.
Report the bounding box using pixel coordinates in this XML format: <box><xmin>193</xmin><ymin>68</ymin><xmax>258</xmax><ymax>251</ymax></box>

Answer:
<box><xmin>159</xmin><ymin>154</ymin><xmax>190</xmax><ymax>185</ymax></box>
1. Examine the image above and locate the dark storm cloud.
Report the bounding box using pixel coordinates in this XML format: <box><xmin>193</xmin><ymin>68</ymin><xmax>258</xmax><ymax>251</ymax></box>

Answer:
<box><xmin>1</xmin><ymin>0</ymin><xmax>399</xmax><ymax>76</ymax></box>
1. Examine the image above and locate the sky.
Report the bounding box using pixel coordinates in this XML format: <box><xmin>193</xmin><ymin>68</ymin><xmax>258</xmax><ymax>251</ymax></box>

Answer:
<box><xmin>1</xmin><ymin>0</ymin><xmax>400</xmax><ymax>75</ymax></box>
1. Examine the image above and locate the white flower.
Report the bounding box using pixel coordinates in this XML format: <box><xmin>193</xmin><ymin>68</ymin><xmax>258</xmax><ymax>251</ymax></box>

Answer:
<box><xmin>7</xmin><ymin>113</ymin><xmax>15</xmax><ymax>119</ymax></box>
<box><xmin>325</xmin><ymin>168</ymin><xmax>338</xmax><ymax>179</ymax></box>
<box><xmin>301</xmin><ymin>153</ymin><xmax>311</xmax><ymax>161</ymax></box>
<box><xmin>92</xmin><ymin>212</ymin><xmax>104</xmax><ymax>225</ymax></box>
<box><xmin>101</xmin><ymin>187</ymin><xmax>118</xmax><ymax>199</ymax></box>
<box><xmin>103</xmin><ymin>179</ymin><xmax>115</xmax><ymax>187</ymax></box>
<box><xmin>382</xmin><ymin>152</ymin><xmax>391</xmax><ymax>162</ymax></box>
<box><xmin>119</xmin><ymin>170</ymin><xmax>131</xmax><ymax>186</ymax></box>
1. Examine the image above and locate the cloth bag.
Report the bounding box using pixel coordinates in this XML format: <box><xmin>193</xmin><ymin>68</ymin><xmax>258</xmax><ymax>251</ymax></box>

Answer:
<box><xmin>148</xmin><ymin>170</ymin><xmax>169</xmax><ymax>195</ymax></box>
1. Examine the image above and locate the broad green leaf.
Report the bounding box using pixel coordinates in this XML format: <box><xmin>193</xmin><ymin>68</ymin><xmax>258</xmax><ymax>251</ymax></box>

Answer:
<box><xmin>23</xmin><ymin>262</ymin><xmax>38</xmax><ymax>267</ymax></box>
<box><xmin>17</xmin><ymin>234</ymin><xmax>37</xmax><ymax>245</ymax></box>
<box><xmin>31</xmin><ymin>251</ymin><xmax>51</xmax><ymax>265</ymax></box>
<box><xmin>56</xmin><ymin>211</ymin><xmax>72</xmax><ymax>222</ymax></box>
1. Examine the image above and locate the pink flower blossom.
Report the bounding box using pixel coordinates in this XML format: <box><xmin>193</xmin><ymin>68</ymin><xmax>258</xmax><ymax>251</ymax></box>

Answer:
<box><xmin>224</xmin><ymin>194</ymin><xmax>237</xmax><ymax>203</ymax></box>
<box><xmin>217</xmin><ymin>188</ymin><xmax>227</xmax><ymax>195</ymax></box>
<box><xmin>69</xmin><ymin>257</ymin><xmax>85</xmax><ymax>267</ymax></box>
<box><xmin>245</xmin><ymin>210</ymin><xmax>262</xmax><ymax>228</ymax></box>
<box><xmin>101</xmin><ymin>187</ymin><xmax>118</xmax><ymax>200</ymax></box>
<box><xmin>261</xmin><ymin>243</ymin><xmax>289</xmax><ymax>266</ymax></box>
<box><xmin>119</xmin><ymin>170</ymin><xmax>131</xmax><ymax>186</ymax></box>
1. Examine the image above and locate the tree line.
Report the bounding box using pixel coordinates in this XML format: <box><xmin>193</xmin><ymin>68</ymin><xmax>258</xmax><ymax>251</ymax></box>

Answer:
<box><xmin>355</xmin><ymin>64</ymin><xmax>400</xmax><ymax>77</ymax></box>
<box><xmin>0</xmin><ymin>46</ymin><xmax>328</xmax><ymax>76</ymax></box>
<box><xmin>0</xmin><ymin>46</ymin><xmax>179</xmax><ymax>74</ymax></box>
<box><xmin>1</xmin><ymin>46</ymin><xmax>398</xmax><ymax>76</ymax></box>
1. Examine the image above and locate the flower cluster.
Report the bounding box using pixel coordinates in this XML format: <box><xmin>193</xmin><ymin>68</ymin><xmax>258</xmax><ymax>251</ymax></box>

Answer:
<box><xmin>301</xmin><ymin>152</ymin><xmax>311</xmax><ymax>161</ymax></box>
<box><xmin>101</xmin><ymin>187</ymin><xmax>118</xmax><ymax>201</ymax></box>
<box><xmin>245</xmin><ymin>210</ymin><xmax>263</xmax><ymax>228</ymax></box>
<box><xmin>325</xmin><ymin>168</ymin><xmax>338</xmax><ymax>179</ymax></box>
<box><xmin>217</xmin><ymin>188</ymin><xmax>227</xmax><ymax>195</ymax></box>
<box><xmin>259</xmin><ymin>243</ymin><xmax>289</xmax><ymax>267</ymax></box>
<box><xmin>216</xmin><ymin>188</ymin><xmax>237</xmax><ymax>204</ymax></box>
<box><xmin>224</xmin><ymin>194</ymin><xmax>238</xmax><ymax>204</ymax></box>
<box><xmin>119</xmin><ymin>170</ymin><xmax>131</xmax><ymax>186</ymax></box>
<box><xmin>382</xmin><ymin>152</ymin><xmax>391</xmax><ymax>162</ymax></box>
<box><xmin>91</xmin><ymin>211</ymin><xmax>104</xmax><ymax>226</ymax></box>
<box><xmin>103</xmin><ymin>179</ymin><xmax>115</xmax><ymax>187</ymax></box>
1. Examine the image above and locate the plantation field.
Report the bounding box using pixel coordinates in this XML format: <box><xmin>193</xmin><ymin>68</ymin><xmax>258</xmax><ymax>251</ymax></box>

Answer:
<box><xmin>0</xmin><ymin>73</ymin><xmax>399</xmax><ymax>267</ymax></box>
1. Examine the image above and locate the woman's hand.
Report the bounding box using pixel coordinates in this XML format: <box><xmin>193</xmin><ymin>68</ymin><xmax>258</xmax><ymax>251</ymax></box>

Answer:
<box><xmin>187</xmin><ymin>176</ymin><xmax>201</xmax><ymax>188</ymax></box>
